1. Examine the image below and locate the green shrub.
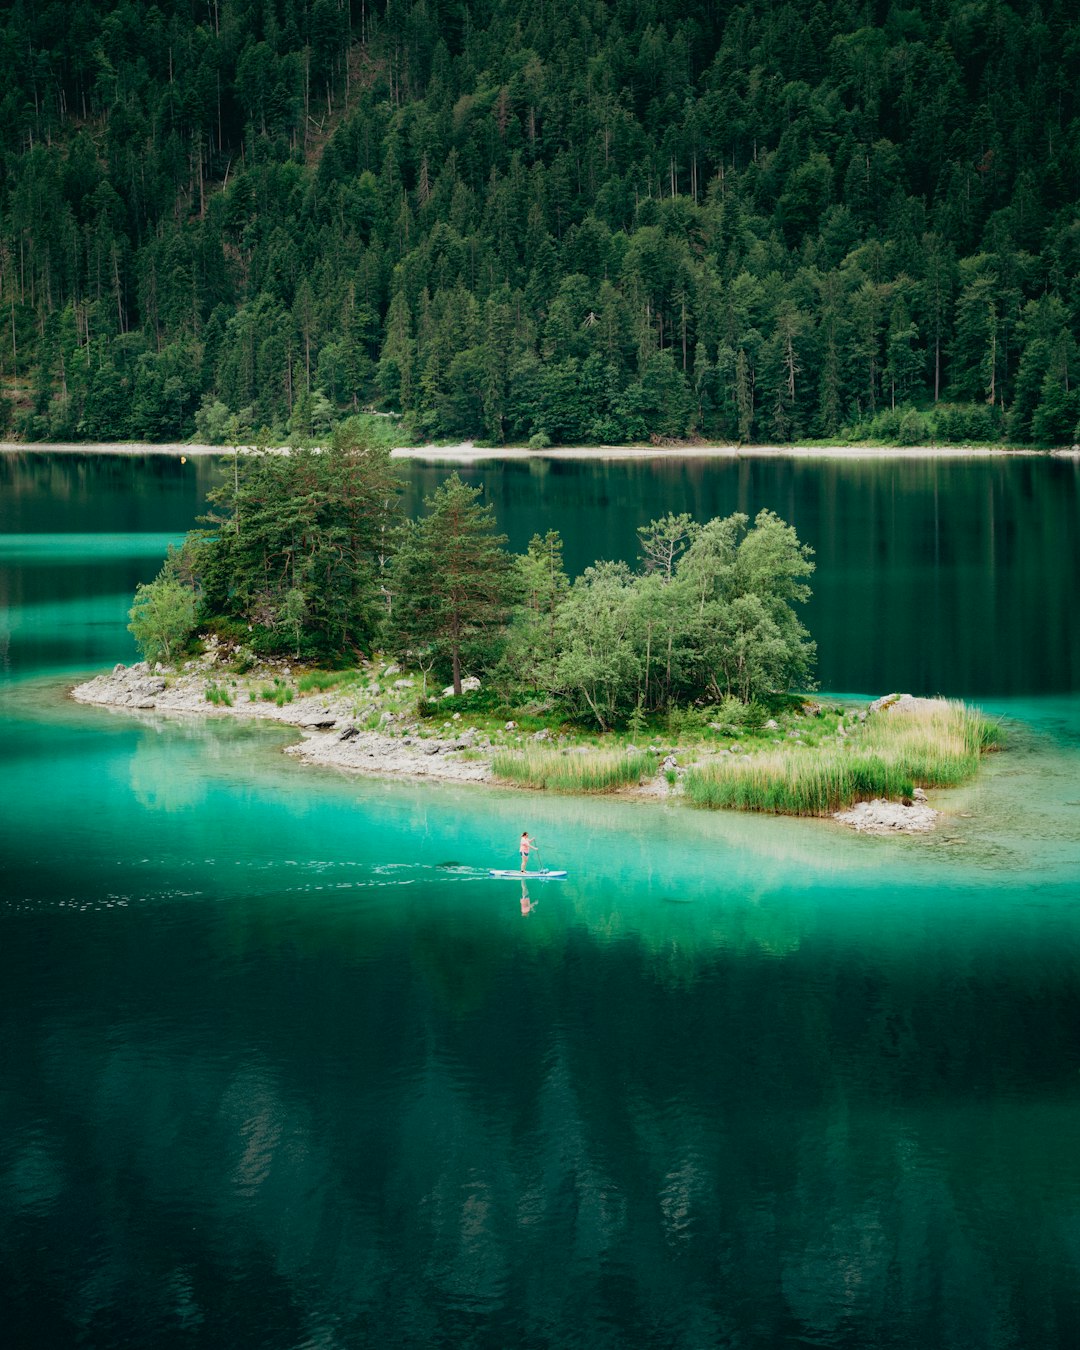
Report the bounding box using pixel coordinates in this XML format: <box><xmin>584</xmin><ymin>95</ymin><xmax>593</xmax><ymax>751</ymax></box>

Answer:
<box><xmin>707</xmin><ymin>696</ymin><xmax>749</xmax><ymax>733</ymax></box>
<box><xmin>128</xmin><ymin>576</ymin><xmax>197</xmax><ymax>665</ymax></box>
<box><xmin>898</xmin><ymin>408</ymin><xmax>927</xmax><ymax>445</ymax></box>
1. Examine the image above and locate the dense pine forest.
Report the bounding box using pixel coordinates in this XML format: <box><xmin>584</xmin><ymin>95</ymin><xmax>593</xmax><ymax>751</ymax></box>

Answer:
<box><xmin>2</xmin><ymin>0</ymin><xmax>1079</xmax><ymax>446</ymax></box>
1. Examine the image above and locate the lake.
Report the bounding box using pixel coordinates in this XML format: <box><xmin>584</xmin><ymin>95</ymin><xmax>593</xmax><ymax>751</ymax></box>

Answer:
<box><xmin>2</xmin><ymin>449</ymin><xmax>1079</xmax><ymax>1349</ymax></box>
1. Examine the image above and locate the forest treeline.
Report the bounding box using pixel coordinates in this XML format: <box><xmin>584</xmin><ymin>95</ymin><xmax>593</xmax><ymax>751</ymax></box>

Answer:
<box><xmin>3</xmin><ymin>0</ymin><xmax>1080</xmax><ymax>446</ymax></box>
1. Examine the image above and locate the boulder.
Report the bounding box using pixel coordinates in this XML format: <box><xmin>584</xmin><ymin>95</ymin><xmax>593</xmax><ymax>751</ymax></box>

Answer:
<box><xmin>441</xmin><ymin>675</ymin><xmax>481</xmax><ymax>697</ymax></box>
<box><xmin>868</xmin><ymin>692</ymin><xmax>946</xmax><ymax>717</ymax></box>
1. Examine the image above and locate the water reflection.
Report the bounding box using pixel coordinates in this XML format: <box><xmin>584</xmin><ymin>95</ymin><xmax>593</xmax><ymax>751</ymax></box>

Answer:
<box><xmin>4</xmin><ymin>878</ymin><xmax>1080</xmax><ymax>1347</ymax></box>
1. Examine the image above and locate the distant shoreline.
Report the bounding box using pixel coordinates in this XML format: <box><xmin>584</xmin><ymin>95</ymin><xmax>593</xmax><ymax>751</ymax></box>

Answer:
<box><xmin>2</xmin><ymin>439</ymin><xmax>1066</xmax><ymax>461</ymax></box>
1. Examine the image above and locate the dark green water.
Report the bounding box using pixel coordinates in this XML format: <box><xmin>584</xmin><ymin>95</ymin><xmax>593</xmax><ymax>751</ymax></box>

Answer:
<box><xmin>2</xmin><ymin>452</ymin><xmax>1080</xmax><ymax>1349</ymax></box>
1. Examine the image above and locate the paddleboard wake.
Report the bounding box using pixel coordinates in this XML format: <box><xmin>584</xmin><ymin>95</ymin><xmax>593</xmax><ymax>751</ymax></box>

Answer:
<box><xmin>489</xmin><ymin>868</ymin><xmax>567</xmax><ymax>879</ymax></box>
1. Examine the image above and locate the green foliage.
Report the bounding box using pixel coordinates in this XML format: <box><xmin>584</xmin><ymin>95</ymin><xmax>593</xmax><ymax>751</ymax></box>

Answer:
<box><xmin>500</xmin><ymin>530</ymin><xmax>570</xmax><ymax>692</ymax></box>
<box><xmin>390</xmin><ymin>473</ymin><xmax>516</xmax><ymax>694</ymax></box>
<box><xmin>195</xmin><ymin>430</ymin><xmax>402</xmax><ymax>657</ymax></box>
<box><xmin>127</xmin><ymin>572</ymin><xmax>196</xmax><ymax>666</ymax></box>
<box><xmin>554</xmin><ymin>562</ymin><xmax>644</xmax><ymax>730</ymax></box>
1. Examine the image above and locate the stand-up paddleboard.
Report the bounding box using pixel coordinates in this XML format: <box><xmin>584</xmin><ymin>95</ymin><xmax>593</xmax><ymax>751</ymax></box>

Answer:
<box><xmin>489</xmin><ymin>868</ymin><xmax>567</xmax><ymax>879</ymax></box>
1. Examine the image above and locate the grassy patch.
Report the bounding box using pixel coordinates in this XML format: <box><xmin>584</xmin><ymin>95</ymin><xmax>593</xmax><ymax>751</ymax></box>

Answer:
<box><xmin>684</xmin><ymin>700</ymin><xmax>999</xmax><ymax>816</ymax></box>
<box><xmin>493</xmin><ymin>747</ymin><xmax>657</xmax><ymax>793</ymax></box>
<box><xmin>297</xmin><ymin>669</ymin><xmax>348</xmax><ymax>694</ymax></box>
<box><xmin>204</xmin><ymin>682</ymin><xmax>233</xmax><ymax>707</ymax></box>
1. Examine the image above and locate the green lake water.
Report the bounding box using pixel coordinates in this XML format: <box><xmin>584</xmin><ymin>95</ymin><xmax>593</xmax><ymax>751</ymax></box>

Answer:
<box><xmin>2</xmin><ymin>451</ymin><xmax>1079</xmax><ymax>1349</ymax></box>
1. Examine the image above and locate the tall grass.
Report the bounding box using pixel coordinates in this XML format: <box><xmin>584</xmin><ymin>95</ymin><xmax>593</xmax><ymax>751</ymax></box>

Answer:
<box><xmin>685</xmin><ymin>700</ymin><xmax>1000</xmax><ymax>816</ymax></box>
<box><xmin>259</xmin><ymin>677</ymin><xmax>295</xmax><ymax>705</ymax></box>
<box><xmin>297</xmin><ymin>669</ymin><xmax>349</xmax><ymax>694</ymax></box>
<box><xmin>493</xmin><ymin>747</ymin><xmax>656</xmax><ymax>793</ymax></box>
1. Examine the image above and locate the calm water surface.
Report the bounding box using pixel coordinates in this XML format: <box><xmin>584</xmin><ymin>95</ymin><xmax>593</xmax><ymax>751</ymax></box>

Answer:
<box><xmin>2</xmin><ymin>451</ymin><xmax>1079</xmax><ymax>1349</ymax></box>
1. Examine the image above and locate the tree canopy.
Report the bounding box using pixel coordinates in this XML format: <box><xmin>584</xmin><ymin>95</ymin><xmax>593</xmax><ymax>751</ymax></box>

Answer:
<box><xmin>190</xmin><ymin>420</ymin><xmax>402</xmax><ymax>658</ymax></box>
<box><xmin>5</xmin><ymin>1</ymin><xmax>1080</xmax><ymax>446</ymax></box>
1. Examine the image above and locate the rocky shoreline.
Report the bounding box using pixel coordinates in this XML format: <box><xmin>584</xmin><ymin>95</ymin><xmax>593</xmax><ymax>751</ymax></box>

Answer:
<box><xmin>71</xmin><ymin>652</ymin><xmax>944</xmax><ymax>834</ymax></box>
<box><xmin>72</xmin><ymin>655</ymin><xmax>494</xmax><ymax>784</ymax></box>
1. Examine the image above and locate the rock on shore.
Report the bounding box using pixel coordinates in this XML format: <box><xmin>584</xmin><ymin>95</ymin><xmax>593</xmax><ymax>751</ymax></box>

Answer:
<box><xmin>833</xmin><ymin>795</ymin><xmax>939</xmax><ymax>834</ymax></box>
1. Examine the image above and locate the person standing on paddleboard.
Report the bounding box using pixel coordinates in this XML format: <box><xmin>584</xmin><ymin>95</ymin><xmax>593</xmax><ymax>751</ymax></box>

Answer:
<box><xmin>519</xmin><ymin>831</ymin><xmax>538</xmax><ymax>872</ymax></box>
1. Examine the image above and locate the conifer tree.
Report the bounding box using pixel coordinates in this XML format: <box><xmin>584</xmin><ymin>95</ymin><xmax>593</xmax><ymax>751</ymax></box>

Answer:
<box><xmin>390</xmin><ymin>473</ymin><xmax>515</xmax><ymax>694</ymax></box>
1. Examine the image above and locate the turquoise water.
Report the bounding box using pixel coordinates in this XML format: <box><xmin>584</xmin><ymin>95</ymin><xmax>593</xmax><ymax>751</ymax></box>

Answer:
<box><xmin>2</xmin><ymin>452</ymin><xmax>1080</xmax><ymax>1349</ymax></box>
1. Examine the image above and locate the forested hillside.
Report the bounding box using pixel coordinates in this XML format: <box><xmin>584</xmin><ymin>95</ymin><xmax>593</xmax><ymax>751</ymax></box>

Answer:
<box><xmin>2</xmin><ymin>0</ymin><xmax>1079</xmax><ymax>446</ymax></box>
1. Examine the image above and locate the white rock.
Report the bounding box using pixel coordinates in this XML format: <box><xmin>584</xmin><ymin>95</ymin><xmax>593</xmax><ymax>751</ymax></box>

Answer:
<box><xmin>834</xmin><ymin>797</ymin><xmax>939</xmax><ymax>834</ymax></box>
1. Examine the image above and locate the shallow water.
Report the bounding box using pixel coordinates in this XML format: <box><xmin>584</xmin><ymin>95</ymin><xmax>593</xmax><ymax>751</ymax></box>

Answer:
<box><xmin>2</xmin><ymin>452</ymin><xmax>1079</xmax><ymax>1349</ymax></box>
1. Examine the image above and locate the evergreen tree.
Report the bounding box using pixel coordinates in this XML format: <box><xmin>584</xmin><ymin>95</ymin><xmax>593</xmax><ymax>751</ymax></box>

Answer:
<box><xmin>390</xmin><ymin>472</ymin><xmax>516</xmax><ymax>694</ymax></box>
<box><xmin>3</xmin><ymin>0</ymin><xmax>1080</xmax><ymax>447</ymax></box>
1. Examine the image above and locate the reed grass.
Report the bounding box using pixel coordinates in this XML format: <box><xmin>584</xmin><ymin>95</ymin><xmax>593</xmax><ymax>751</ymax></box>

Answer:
<box><xmin>493</xmin><ymin>747</ymin><xmax>656</xmax><ymax>793</ymax></box>
<box><xmin>685</xmin><ymin>700</ymin><xmax>999</xmax><ymax>816</ymax></box>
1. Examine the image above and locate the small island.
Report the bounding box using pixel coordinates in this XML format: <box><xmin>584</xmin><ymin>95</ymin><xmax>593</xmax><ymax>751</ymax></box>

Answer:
<box><xmin>73</xmin><ymin>431</ymin><xmax>999</xmax><ymax>832</ymax></box>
